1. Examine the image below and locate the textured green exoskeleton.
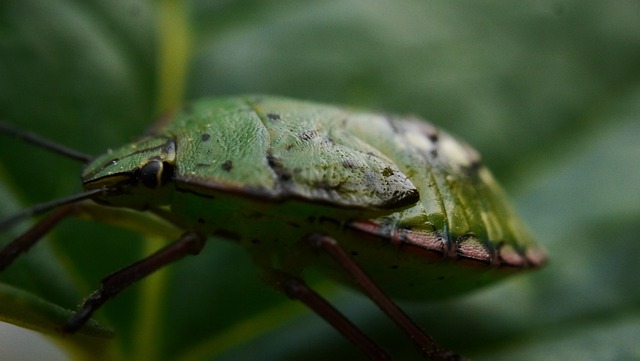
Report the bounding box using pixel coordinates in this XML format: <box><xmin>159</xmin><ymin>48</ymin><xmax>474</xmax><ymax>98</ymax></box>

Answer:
<box><xmin>0</xmin><ymin>95</ymin><xmax>546</xmax><ymax>360</ymax></box>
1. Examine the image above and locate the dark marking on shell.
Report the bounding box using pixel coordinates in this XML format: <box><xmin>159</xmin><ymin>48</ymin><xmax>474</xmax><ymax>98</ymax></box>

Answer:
<box><xmin>201</xmin><ymin>133</ymin><xmax>211</xmax><ymax>142</ymax></box>
<box><xmin>267</xmin><ymin>113</ymin><xmax>280</xmax><ymax>120</ymax></box>
<box><xmin>426</xmin><ymin>128</ymin><xmax>439</xmax><ymax>142</ymax></box>
<box><xmin>459</xmin><ymin>145</ymin><xmax>483</xmax><ymax>177</ymax></box>
<box><xmin>299</xmin><ymin>130</ymin><xmax>316</xmax><ymax>141</ymax></box>
<box><xmin>251</xmin><ymin>239</ymin><xmax>261</xmax><ymax>245</ymax></box>
<box><xmin>342</xmin><ymin>159</ymin><xmax>359</xmax><ymax>169</ymax></box>
<box><xmin>391</xmin><ymin>265</ymin><xmax>399</xmax><ymax>270</ymax></box>
<box><xmin>221</xmin><ymin>160</ymin><xmax>233</xmax><ymax>171</ymax></box>
<box><xmin>382</xmin><ymin>167</ymin><xmax>394</xmax><ymax>177</ymax></box>
<box><xmin>365</xmin><ymin>151</ymin><xmax>381</xmax><ymax>159</ymax></box>
<box><xmin>267</xmin><ymin>153</ymin><xmax>292</xmax><ymax>181</ymax></box>
<box><xmin>285</xmin><ymin>144</ymin><xmax>295</xmax><ymax>151</ymax></box>
<box><xmin>350</xmin><ymin>250</ymin><xmax>359</xmax><ymax>257</ymax></box>
<box><xmin>460</xmin><ymin>159</ymin><xmax>483</xmax><ymax>178</ymax></box>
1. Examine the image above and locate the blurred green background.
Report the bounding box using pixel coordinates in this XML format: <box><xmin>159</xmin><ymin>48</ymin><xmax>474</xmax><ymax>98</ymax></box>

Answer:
<box><xmin>1</xmin><ymin>0</ymin><xmax>639</xmax><ymax>360</ymax></box>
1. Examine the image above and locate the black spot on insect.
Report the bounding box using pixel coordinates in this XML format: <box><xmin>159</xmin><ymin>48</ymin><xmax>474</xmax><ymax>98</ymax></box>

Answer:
<box><xmin>267</xmin><ymin>153</ymin><xmax>292</xmax><ymax>182</ymax></box>
<box><xmin>342</xmin><ymin>160</ymin><xmax>359</xmax><ymax>169</ymax></box>
<box><xmin>366</xmin><ymin>151</ymin><xmax>381</xmax><ymax>159</ymax></box>
<box><xmin>195</xmin><ymin>163</ymin><xmax>212</xmax><ymax>168</ymax></box>
<box><xmin>299</xmin><ymin>130</ymin><xmax>316</xmax><ymax>141</ymax></box>
<box><xmin>461</xmin><ymin>158</ymin><xmax>483</xmax><ymax>178</ymax></box>
<box><xmin>382</xmin><ymin>167</ymin><xmax>394</xmax><ymax>177</ymax></box>
<box><xmin>350</xmin><ymin>251</ymin><xmax>359</xmax><ymax>257</ymax></box>
<box><xmin>307</xmin><ymin>216</ymin><xmax>317</xmax><ymax>223</ymax></box>
<box><xmin>391</xmin><ymin>265</ymin><xmax>399</xmax><ymax>270</ymax></box>
<box><xmin>430</xmin><ymin>149</ymin><xmax>438</xmax><ymax>158</ymax></box>
<box><xmin>197</xmin><ymin>218</ymin><xmax>206</xmax><ymax>224</ymax></box>
<box><xmin>221</xmin><ymin>160</ymin><xmax>233</xmax><ymax>171</ymax></box>
<box><xmin>458</xmin><ymin>146</ymin><xmax>484</xmax><ymax>178</ymax></box>
<box><xmin>201</xmin><ymin>133</ymin><xmax>211</xmax><ymax>142</ymax></box>
<box><xmin>287</xmin><ymin>222</ymin><xmax>301</xmax><ymax>228</ymax></box>
<box><xmin>267</xmin><ymin>113</ymin><xmax>280</xmax><ymax>120</ymax></box>
<box><xmin>437</xmin><ymin>276</ymin><xmax>445</xmax><ymax>281</ymax></box>
<box><xmin>426</xmin><ymin>129</ymin><xmax>439</xmax><ymax>143</ymax></box>
<box><xmin>251</xmin><ymin>239</ymin><xmax>261</xmax><ymax>245</ymax></box>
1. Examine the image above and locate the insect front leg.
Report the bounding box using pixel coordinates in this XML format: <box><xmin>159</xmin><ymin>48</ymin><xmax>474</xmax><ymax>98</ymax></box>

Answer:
<box><xmin>0</xmin><ymin>204</ymin><xmax>77</xmax><ymax>271</ymax></box>
<box><xmin>64</xmin><ymin>231</ymin><xmax>206</xmax><ymax>333</ymax></box>
<box><xmin>307</xmin><ymin>234</ymin><xmax>466</xmax><ymax>361</ymax></box>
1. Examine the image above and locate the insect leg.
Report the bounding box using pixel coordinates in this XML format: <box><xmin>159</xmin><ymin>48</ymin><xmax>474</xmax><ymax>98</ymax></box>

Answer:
<box><xmin>270</xmin><ymin>270</ymin><xmax>391</xmax><ymax>361</ymax></box>
<box><xmin>0</xmin><ymin>204</ymin><xmax>77</xmax><ymax>271</ymax></box>
<box><xmin>64</xmin><ymin>231</ymin><xmax>206</xmax><ymax>333</ymax></box>
<box><xmin>308</xmin><ymin>234</ymin><xmax>466</xmax><ymax>361</ymax></box>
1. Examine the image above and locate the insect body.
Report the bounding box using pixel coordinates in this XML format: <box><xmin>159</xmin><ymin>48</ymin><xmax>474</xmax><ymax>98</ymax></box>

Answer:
<box><xmin>0</xmin><ymin>96</ymin><xmax>546</xmax><ymax>360</ymax></box>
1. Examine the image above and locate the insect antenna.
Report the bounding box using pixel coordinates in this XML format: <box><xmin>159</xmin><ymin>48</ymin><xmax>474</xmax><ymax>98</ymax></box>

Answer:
<box><xmin>0</xmin><ymin>188</ymin><xmax>106</xmax><ymax>231</ymax></box>
<box><xmin>0</xmin><ymin>122</ymin><xmax>92</xmax><ymax>163</ymax></box>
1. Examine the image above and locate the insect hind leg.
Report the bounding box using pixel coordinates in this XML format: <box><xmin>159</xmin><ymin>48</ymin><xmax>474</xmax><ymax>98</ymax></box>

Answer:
<box><xmin>64</xmin><ymin>231</ymin><xmax>205</xmax><ymax>333</ymax></box>
<box><xmin>269</xmin><ymin>270</ymin><xmax>391</xmax><ymax>361</ymax></box>
<box><xmin>308</xmin><ymin>234</ymin><xmax>466</xmax><ymax>361</ymax></box>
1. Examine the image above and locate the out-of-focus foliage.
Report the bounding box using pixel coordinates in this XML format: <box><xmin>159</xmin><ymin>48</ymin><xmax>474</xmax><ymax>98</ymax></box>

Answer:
<box><xmin>1</xmin><ymin>0</ymin><xmax>639</xmax><ymax>360</ymax></box>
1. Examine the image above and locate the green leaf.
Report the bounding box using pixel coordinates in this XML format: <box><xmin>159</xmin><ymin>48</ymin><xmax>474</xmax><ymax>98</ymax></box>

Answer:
<box><xmin>0</xmin><ymin>283</ymin><xmax>116</xmax><ymax>360</ymax></box>
<box><xmin>1</xmin><ymin>0</ymin><xmax>640</xmax><ymax>360</ymax></box>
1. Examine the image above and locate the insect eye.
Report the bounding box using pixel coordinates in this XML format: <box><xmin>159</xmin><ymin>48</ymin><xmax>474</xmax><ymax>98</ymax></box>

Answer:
<box><xmin>139</xmin><ymin>159</ymin><xmax>163</xmax><ymax>189</ymax></box>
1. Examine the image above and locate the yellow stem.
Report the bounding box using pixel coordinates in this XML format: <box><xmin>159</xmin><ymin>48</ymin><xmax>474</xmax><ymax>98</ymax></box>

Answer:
<box><xmin>156</xmin><ymin>0</ymin><xmax>192</xmax><ymax>112</ymax></box>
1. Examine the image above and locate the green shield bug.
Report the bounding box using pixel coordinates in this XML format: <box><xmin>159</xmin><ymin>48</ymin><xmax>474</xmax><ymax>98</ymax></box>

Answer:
<box><xmin>0</xmin><ymin>95</ymin><xmax>546</xmax><ymax>360</ymax></box>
